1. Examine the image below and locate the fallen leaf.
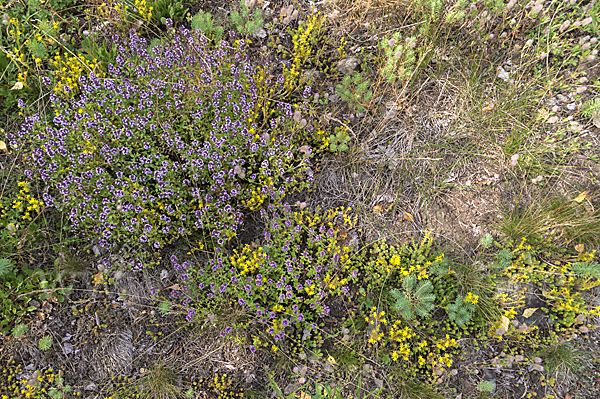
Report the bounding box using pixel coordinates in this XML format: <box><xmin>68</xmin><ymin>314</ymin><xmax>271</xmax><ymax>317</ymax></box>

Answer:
<box><xmin>298</xmin><ymin>392</ymin><xmax>311</xmax><ymax>399</ymax></box>
<box><xmin>403</xmin><ymin>212</ymin><xmax>414</xmax><ymax>222</ymax></box>
<box><xmin>373</xmin><ymin>205</ymin><xmax>383</xmax><ymax>214</ymax></box>
<box><xmin>0</xmin><ymin>141</ymin><xmax>7</xmax><ymax>152</ymax></box>
<box><xmin>501</xmin><ymin>316</ymin><xmax>510</xmax><ymax>330</ymax></box>
<box><xmin>565</xmin><ymin>393</ymin><xmax>572</xmax><ymax>399</ymax></box>
<box><xmin>338</xmin><ymin>231</ymin><xmax>348</xmax><ymax>240</ymax></box>
<box><xmin>573</xmin><ymin>191</ymin><xmax>589</xmax><ymax>204</ymax></box>
<box><xmin>10</xmin><ymin>81</ymin><xmax>23</xmax><ymax>90</ymax></box>
<box><xmin>575</xmin><ymin>244</ymin><xmax>585</xmax><ymax>253</ymax></box>
<box><xmin>481</xmin><ymin>101</ymin><xmax>495</xmax><ymax>112</ymax></box>
<box><xmin>93</xmin><ymin>272</ymin><xmax>104</xmax><ymax>286</ymax></box>
<box><xmin>523</xmin><ymin>308</ymin><xmax>538</xmax><ymax>318</ymax></box>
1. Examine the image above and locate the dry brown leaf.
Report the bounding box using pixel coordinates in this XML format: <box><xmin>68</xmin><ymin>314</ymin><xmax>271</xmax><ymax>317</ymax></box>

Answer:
<box><xmin>482</xmin><ymin>100</ymin><xmax>495</xmax><ymax>112</ymax></box>
<box><xmin>573</xmin><ymin>191</ymin><xmax>589</xmax><ymax>203</ymax></box>
<box><xmin>403</xmin><ymin>212</ymin><xmax>414</xmax><ymax>222</ymax></box>
<box><xmin>93</xmin><ymin>272</ymin><xmax>104</xmax><ymax>286</ymax></box>
<box><xmin>338</xmin><ymin>231</ymin><xmax>348</xmax><ymax>240</ymax></box>
<box><xmin>373</xmin><ymin>205</ymin><xmax>383</xmax><ymax>214</ymax></box>
<box><xmin>298</xmin><ymin>391</ymin><xmax>311</xmax><ymax>399</ymax></box>
<box><xmin>575</xmin><ymin>244</ymin><xmax>585</xmax><ymax>253</ymax></box>
<box><xmin>523</xmin><ymin>308</ymin><xmax>538</xmax><ymax>318</ymax></box>
<box><xmin>565</xmin><ymin>393</ymin><xmax>572</xmax><ymax>399</ymax></box>
<box><xmin>0</xmin><ymin>141</ymin><xmax>7</xmax><ymax>152</ymax></box>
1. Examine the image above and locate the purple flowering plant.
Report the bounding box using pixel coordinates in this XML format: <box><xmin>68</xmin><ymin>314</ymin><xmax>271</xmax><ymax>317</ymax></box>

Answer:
<box><xmin>9</xmin><ymin>22</ymin><xmax>314</xmax><ymax>259</ymax></box>
<box><xmin>169</xmin><ymin>204</ymin><xmax>362</xmax><ymax>341</ymax></box>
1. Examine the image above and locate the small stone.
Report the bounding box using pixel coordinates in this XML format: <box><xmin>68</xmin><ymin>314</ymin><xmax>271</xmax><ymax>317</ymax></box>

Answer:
<box><xmin>284</xmin><ymin>383</ymin><xmax>300</xmax><ymax>396</ymax></box>
<box><xmin>534</xmin><ymin>357</ymin><xmax>542</xmax><ymax>364</ymax></box>
<box><xmin>253</xmin><ymin>28</ymin><xmax>267</xmax><ymax>39</ymax></box>
<box><xmin>337</xmin><ymin>57</ymin><xmax>361</xmax><ymax>75</ymax></box>
<box><xmin>84</xmin><ymin>382</ymin><xmax>97</xmax><ymax>391</ymax></box>
<box><xmin>302</xmin><ymin>69</ymin><xmax>321</xmax><ymax>82</ymax></box>
<box><xmin>63</xmin><ymin>343</ymin><xmax>74</xmax><ymax>355</ymax></box>
<box><xmin>531</xmin><ymin>364</ymin><xmax>544</xmax><ymax>372</ymax></box>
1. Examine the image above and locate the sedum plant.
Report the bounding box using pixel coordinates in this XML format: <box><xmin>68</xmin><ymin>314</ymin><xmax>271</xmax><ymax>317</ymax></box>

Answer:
<box><xmin>10</xmin><ymin>23</ymin><xmax>312</xmax><ymax>264</ymax></box>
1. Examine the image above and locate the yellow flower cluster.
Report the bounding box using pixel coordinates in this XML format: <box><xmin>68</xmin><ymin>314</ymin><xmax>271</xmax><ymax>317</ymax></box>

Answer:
<box><xmin>291</xmin><ymin>12</ymin><xmax>325</xmax><ymax>67</ymax></box>
<box><xmin>337</xmin><ymin>36</ymin><xmax>347</xmax><ymax>58</ymax></box>
<box><xmin>547</xmin><ymin>285</ymin><xmax>587</xmax><ymax>315</ymax></box>
<box><xmin>50</xmin><ymin>53</ymin><xmax>105</xmax><ymax>97</ymax></box>
<box><xmin>434</xmin><ymin>334</ymin><xmax>457</xmax><ymax>351</ymax></box>
<box><xmin>11</xmin><ymin>181</ymin><xmax>44</xmax><ymax>221</ymax></box>
<box><xmin>113</xmin><ymin>2</ymin><xmax>130</xmax><ymax>21</ymax></box>
<box><xmin>374</xmin><ymin>231</ymin><xmax>438</xmax><ymax>278</ymax></box>
<box><xmin>366</xmin><ymin>307</ymin><xmax>387</xmax><ymax>344</ymax></box>
<box><xmin>389</xmin><ymin>320</ymin><xmax>415</xmax><ymax>361</ymax></box>
<box><xmin>282</xmin><ymin>64</ymin><xmax>301</xmax><ymax>94</ymax></box>
<box><xmin>464</xmin><ymin>292</ymin><xmax>479</xmax><ymax>305</ymax></box>
<box><xmin>429</xmin><ymin>352</ymin><xmax>454</xmax><ymax>374</ymax></box>
<box><xmin>6</xmin><ymin>18</ymin><xmax>25</xmax><ymax>64</ymax></box>
<box><xmin>251</xmin><ymin>67</ymin><xmax>277</xmax><ymax>122</ymax></box>
<box><xmin>382</xmin><ymin>319</ymin><xmax>458</xmax><ymax>378</ymax></box>
<box><xmin>282</xmin><ymin>11</ymin><xmax>326</xmax><ymax>92</ymax></box>
<box><xmin>230</xmin><ymin>244</ymin><xmax>268</xmax><ymax>276</ymax></box>
<box><xmin>1</xmin><ymin>366</ymin><xmax>64</xmax><ymax>399</ymax></box>
<box><xmin>134</xmin><ymin>0</ymin><xmax>153</xmax><ymax>22</ymax></box>
<box><xmin>244</xmin><ymin>176</ymin><xmax>276</xmax><ymax>211</ymax></box>
<box><xmin>81</xmin><ymin>139</ymin><xmax>96</xmax><ymax>155</ymax></box>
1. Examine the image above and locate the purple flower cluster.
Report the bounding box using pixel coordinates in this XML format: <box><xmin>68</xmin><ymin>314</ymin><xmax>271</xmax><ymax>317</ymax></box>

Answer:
<box><xmin>10</xmin><ymin>23</ymin><xmax>313</xmax><ymax>256</ymax></box>
<box><xmin>166</xmin><ymin>204</ymin><xmax>360</xmax><ymax>340</ymax></box>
